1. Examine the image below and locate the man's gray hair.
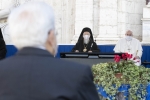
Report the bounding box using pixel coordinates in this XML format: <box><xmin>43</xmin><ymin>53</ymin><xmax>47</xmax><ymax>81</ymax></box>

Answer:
<box><xmin>125</xmin><ymin>30</ymin><xmax>133</xmax><ymax>36</ymax></box>
<box><xmin>8</xmin><ymin>1</ymin><xmax>55</xmax><ymax>49</ymax></box>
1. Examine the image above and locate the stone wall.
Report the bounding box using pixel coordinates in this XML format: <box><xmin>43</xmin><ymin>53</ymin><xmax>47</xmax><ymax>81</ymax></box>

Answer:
<box><xmin>96</xmin><ymin>0</ymin><xmax>118</xmax><ymax>43</ymax></box>
<box><xmin>72</xmin><ymin>0</ymin><xmax>146</xmax><ymax>44</ymax></box>
<box><xmin>72</xmin><ymin>0</ymin><xmax>94</xmax><ymax>43</ymax></box>
<box><xmin>0</xmin><ymin>0</ymin><xmax>146</xmax><ymax>44</ymax></box>
<box><xmin>142</xmin><ymin>3</ymin><xmax>150</xmax><ymax>44</ymax></box>
<box><xmin>0</xmin><ymin>0</ymin><xmax>75</xmax><ymax>44</ymax></box>
<box><xmin>48</xmin><ymin>0</ymin><xmax>75</xmax><ymax>44</ymax></box>
<box><xmin>122</xmin><ymin>0</ymin><xmax>145</xmax><ymax>41</ymax></box>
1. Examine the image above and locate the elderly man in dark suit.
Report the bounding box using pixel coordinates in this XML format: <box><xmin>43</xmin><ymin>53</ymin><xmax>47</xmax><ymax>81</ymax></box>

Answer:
<box><xmin>146</xmin><ymin>0</ymin><xmax>150</xmax><ymax>5</ymax></box>
<box><xmin>0</xmin><ymin>1</ymin><xmax>99</xmax><ymax>100</ymax></box>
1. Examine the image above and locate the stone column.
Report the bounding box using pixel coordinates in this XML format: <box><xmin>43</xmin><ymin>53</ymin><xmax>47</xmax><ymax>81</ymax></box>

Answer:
<box><xmin>61</xmin><ymin>0</ymin><xmax>75</xmax><ymax>44</ymax></box>
<box><xmin>46</xmin><ymin>0</ymin><xmax>75</xmax><ymax>44</ymax></box>
<box><xmin>96</xmin><ymin>0</ymin><xmax>119</xmax><ymax>44</ymax></box>
<box><xmin>141</xmin><ymin>3</ymin><xmax>150</xmax><ymax>43</ymax></box>
<box><xmin>71</xmin><ymin>0</ymin><xmax>94</xmax><ymax>44</ymax></box>
<box><xmin>93</xmin><ymin>0</ymin><xmax>100</xmax><ymax>39</ymax></box>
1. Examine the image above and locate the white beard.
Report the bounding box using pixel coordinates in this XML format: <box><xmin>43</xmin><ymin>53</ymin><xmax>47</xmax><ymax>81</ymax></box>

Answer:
<box><xmin>84</xmin><ymin>39</ymin><xmax>89</xmax><ymax>44</ymax></box>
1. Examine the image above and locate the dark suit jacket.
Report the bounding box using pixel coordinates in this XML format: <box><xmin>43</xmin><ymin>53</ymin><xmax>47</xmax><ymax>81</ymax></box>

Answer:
<box><xmin>0</xmin><ymin>47</ymin><xmax>99</xmax><ymax>100</ymax></box>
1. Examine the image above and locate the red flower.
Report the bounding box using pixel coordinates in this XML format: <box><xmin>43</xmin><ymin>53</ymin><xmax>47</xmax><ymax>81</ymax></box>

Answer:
<box><xmin>127</xmin><ymin>54</ymin><xmax>132</xmax><ymax>59</ymax></box>
<box><xmin>122</xmin><ymin>53</ymin><xmax>132</xmax><ymax>60</ymax></box>
<box><xmin>122</xmin><ymin>53</ymin><xmax>127</xmax><ymax>60</ymax></box>
<box><xmin>114</xmin><ymin>55</ymin><xmax>120</xmax><ymax>63</ymax></box>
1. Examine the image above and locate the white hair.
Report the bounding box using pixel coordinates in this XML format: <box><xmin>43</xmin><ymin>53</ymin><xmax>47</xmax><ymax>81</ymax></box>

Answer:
<box><xmin>8</xmin><ymin>1</ymin><xmax>55</xmax><ymax>49</ymax></box>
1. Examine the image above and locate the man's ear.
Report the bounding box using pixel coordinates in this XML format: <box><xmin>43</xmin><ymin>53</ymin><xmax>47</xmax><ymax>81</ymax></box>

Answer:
<box><xmin>45</xmin><ymin>30</ymin><xmax>57</xmax><ymax>56</ymax></box>
<box><xmin>47</xmin><ymin>30</ymin><xmax>55</xmax><ymax>45</ymax></box>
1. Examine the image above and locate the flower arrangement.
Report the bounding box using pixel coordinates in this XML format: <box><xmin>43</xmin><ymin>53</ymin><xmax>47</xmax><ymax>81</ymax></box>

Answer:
<box><xmin>92</xmin><ymin>53</ymin><xmax>150</xmax><ymax>100</ymax></box>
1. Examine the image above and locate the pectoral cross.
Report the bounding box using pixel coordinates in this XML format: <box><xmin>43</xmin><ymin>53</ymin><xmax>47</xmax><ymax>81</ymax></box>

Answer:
<box><xmin>128</xmin><ymin>48</ymin><xmax>131</xmax><ymax>52</ymax></box>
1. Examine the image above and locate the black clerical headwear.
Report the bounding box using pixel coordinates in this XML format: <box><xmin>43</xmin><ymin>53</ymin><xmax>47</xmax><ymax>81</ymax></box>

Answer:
<box><xmin>77</xmin><ymin>27</ymin><xmax>94</xmax><ymax>42</ymax></box>
<box><xmin>0</xmin><ymin>28</ymin><xmax>4</xmax><ymax>39</ymax></box>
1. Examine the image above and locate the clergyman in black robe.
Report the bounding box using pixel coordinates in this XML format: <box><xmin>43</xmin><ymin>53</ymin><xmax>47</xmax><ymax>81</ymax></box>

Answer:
<box><xmin>0</xmin><ymin>28</ymin><xmax>7</xmax><ymax>60</ymax></box>
<box><xmin>72</xmin><ymin>27</ymin><xmax>100</xmax><ymax>52</ymax></box>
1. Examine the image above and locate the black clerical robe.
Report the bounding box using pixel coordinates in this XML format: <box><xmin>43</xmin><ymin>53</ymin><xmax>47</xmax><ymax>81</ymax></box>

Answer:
<box><xmin>72</xmin><ymin>40</ymin><xmax>100</xmax><ymax>52</ymax></box>
<box><xmin>0</xmin><ymin>38</ymin><xmax>7</xmax><ymax>60</ymax></box>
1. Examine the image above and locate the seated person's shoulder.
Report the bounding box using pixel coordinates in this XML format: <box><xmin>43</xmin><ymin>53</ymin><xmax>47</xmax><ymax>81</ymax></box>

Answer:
<box><xmin>133</xmin><ymin>38</ymin><xmax>140</xmax><ymax>42</ymax></box>
<box><xmin>93</xmin><ymin>41</ymin><xmax>97</xmax><ymax>44</ymax></box>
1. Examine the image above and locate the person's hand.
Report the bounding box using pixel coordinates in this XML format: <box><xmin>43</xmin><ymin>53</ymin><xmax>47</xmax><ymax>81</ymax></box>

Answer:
<box><xmin>134</xmin><ymin>56</ymin><xmax>140</xmax><ymax>59</ymax></box>
<box><xmin>88</xmin><ymin>50</ymin><xmax>92</xmax><ymax>53</ymax></box>
<box><xmin>75</xmin><ymin>50</ymin><xmax>79</xmax><ymax>52</ymax></box>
